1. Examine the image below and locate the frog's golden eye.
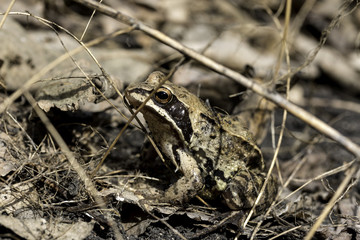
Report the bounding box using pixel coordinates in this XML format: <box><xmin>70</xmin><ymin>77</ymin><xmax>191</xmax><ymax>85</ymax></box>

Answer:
<box><xmin>154</xmin><ymin>88</ymin><xmax>173</xmax><ymax>104</ymax></box>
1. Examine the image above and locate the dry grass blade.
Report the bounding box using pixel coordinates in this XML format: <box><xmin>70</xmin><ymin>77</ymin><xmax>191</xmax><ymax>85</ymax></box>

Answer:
<box><xmin>80</xmin><ymin>0</ymin><xmax>103</xmax><ymax>41</ymax></box>
<box><xmin>268</xmin><ymin>225</ymin><xmax>303</xmax><ymax>240</ymax></box>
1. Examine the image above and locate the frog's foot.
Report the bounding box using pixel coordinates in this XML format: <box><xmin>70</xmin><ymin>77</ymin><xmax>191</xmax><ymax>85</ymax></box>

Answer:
<box><xmin>138</xmin><ymin>174</ymin><xmax>204</xmax><ymax>207</ymax></box>
<box><xmin>222</xmin><ymin>170</ymin><xmax>277</xmax><ymax>213</ymax></box>
<box><xmin>162</xmin><ymin>175</ymin><xmax>204</xmax><ymax>205</ymax></box>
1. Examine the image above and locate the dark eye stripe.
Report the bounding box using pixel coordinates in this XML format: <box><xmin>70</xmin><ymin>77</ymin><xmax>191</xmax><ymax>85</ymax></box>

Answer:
<box><xmin>155</xmin><ymin>95</ymin><xmax>193</xmax><ymax>142</ymax></box>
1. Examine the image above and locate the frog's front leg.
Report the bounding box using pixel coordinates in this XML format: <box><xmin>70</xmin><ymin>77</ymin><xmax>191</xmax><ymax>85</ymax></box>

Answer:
<box><xmin>222</xmin><ymin>169</ymin><xmax>277</xmax><ymax>212</ymax></box>
<box><xmin>162</xmin><ymin>149</ymin><xmax>204</xmax><ymax>204</ymax></box>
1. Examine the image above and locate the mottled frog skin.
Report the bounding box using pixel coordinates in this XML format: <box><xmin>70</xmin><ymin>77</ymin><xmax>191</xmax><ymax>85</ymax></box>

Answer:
<box><xmin>124</xmin><ymin>71</ymin><xmax>277</xmax><ymax>211</ymax></box>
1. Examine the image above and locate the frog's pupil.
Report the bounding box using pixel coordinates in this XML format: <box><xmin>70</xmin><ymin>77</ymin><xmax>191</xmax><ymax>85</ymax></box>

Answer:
<box><xmin>156</xmin><ymin>91</ymin><xmax>168</xmax><ymax>100</ymax></box>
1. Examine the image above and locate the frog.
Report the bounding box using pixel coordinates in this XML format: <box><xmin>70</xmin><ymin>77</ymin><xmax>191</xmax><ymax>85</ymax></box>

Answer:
<box><xmin>124</xmin><ymin>71</ymin><xmax>277</xmax><ymax>212</ymax></box>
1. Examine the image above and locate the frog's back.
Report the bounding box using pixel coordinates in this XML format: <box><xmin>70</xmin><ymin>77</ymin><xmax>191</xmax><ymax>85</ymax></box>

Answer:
<box><xmin>217</xmin><ymin>114</ymin><xmax>265</xmax><ymax>171</ymax></box>
<box><xmin>219</xmin><ymin>114</ymin><xmax>254</xmax><ymax>142</ymax></box>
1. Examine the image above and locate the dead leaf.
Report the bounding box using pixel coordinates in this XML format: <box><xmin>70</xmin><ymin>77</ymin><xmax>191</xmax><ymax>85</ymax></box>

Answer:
<box><xmin>35</xmin><ymin>73</ymin><xmax>118</xmax><ymax>112</ymax></box>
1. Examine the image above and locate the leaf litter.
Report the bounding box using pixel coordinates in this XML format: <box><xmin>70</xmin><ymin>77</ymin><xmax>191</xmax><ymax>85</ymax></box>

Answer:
<box><xmin>0</xmin><ymin>0</ymin><xmax>359</xmax><ymax>239</ymax></box>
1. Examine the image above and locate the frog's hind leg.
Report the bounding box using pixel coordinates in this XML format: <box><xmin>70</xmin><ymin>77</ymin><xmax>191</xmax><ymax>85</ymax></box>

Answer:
<box><xmin>222</xmin><ymin>169</ymin><xmax>277</xmax><ymax>212</ymax></box>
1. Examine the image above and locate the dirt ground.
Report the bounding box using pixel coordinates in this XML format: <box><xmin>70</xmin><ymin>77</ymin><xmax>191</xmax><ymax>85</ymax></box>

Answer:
<box><xmin>0</xmin><ymin>0</ymin><xmax>360</xmax><ymax>239</ymax></box>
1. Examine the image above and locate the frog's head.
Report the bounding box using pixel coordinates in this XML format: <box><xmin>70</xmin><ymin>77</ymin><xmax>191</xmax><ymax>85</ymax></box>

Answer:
<box><xmin>124</xmin><ymin>71</ymin><xmax>206</xmax><ymax>143</ymax></box>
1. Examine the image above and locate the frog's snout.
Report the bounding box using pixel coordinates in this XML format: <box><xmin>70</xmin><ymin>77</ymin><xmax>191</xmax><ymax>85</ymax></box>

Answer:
<box><xmin>124</xmin><ymin>88</ymin><xmax>146</xmax><ymax>110</ymax></box>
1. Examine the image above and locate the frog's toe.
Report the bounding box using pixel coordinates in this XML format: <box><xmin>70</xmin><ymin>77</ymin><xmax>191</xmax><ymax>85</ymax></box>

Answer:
<box><xmin>222</xmin><ymin>178</ymin><xmax>255</xmax><ymax>210</ymax></box>
<box><xmin>222</xmin><ymin>170</ymin><xmax>276</xmax><ymax>212</ymax></box>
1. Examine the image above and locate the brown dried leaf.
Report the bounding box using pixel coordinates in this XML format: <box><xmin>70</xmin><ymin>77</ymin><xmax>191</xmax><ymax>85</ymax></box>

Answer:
<box><xmin>35</xmin><ymin>73</ymin><xmax>118</xmax><ymax>112</ymax></box>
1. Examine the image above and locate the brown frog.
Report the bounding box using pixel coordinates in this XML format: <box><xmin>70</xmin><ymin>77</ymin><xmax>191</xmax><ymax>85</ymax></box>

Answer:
<box><xmin>124</xmin><ymin>71</ymin><xmax>277</xmax><ymax>211</ymax></box>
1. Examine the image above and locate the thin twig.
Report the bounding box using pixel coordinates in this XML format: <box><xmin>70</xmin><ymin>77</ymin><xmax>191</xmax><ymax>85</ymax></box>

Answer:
<box><xmin>80</xmin><ymin>0</ymin><xmax>103</xmax><ymax>41</ymax></box>
<box><xmin>268</xmin><ymin>225</ymin><xmax>302</xmax><ymax>240</ymax></box>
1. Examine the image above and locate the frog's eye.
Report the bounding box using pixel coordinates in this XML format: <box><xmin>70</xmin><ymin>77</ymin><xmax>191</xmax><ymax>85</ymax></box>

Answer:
<box><xmin>154</xmin><ymin>88</ymin><xmax>173</xmax><ymax>104</ymax></box>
